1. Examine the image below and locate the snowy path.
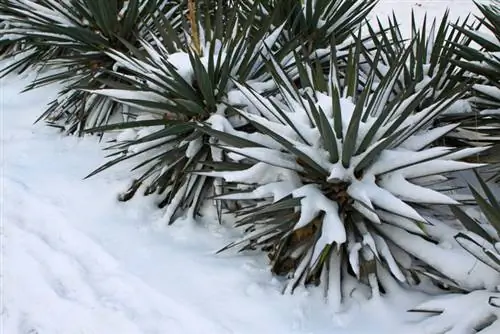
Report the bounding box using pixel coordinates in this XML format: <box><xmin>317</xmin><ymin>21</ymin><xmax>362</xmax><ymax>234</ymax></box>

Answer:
<box><xmin>1</xmin><ymin>78</ymin><xmax>241</xmax><ymax>334</ymax></box>
<box><xmin>1</xmin><ymin>1</ymin><xmax>478</xmax><ymax>333</ymax></box>
<box><xmin>4</xmin><ymin>179</ymin><xmax>226</xmax><ymax>334</ymax></box>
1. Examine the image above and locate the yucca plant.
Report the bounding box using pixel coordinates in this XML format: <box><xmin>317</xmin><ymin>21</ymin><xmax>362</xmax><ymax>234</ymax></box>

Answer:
<box><xmin>261</xmin><ymin>0</ymin><xmax>406</xmax><ymax>88</ymax></box>
<box><xmin>0</xmin><ymin>17</ymin><xmax>21</xmax><ymax>60</ymax></box>
<box><xmin>454</xmin><ymin>171</ymin><xmax>500</xmax><ymax>274</ymax></box>
<box><xmin>452</xmin><ymin>0</ymin><xmax>500</xmax><ymax>92</ymax></box>
<box><xmin>79</xmin><ymin>1</ymin><xmax>290</xmax><ymax>224</ymax></box>
<box><xmin>220</xmin><ymin>0</ymin><xmax>391</xmax><ymax>87</ymax></box>
<box><xmin>260</xmin><ymin>0</ymin><xmax>378</xmax><ymax>54</ymax></box>
<box><xmin>363</xmin><ymin>10</ymin><xmax>500</xmax><ymax>151</ymax></box>
<box><xmin>0</xmin><ymin>0</ymin><xmax>177</xmax><ymax>134</ymax></box>
<box><xmin>0</xmin><ymin>1</ymin><xmax>70</xmax><ymax>73</ymax></box>
<box><xmin>195</xmin><ymin>40</ymin><xmax>500</xmax><ymax>307</ymax></box>
<box><xmin>411</xmin><ymin>290</ymin><xmax>500</xmax><ymax>333</ymax></box>
<box><xmin>370</xmin><ymin>11</ymin><xmax>472</xmax><ymax>102</ymax></box>
<box><xmin>410</xmin><ymin>171</ymin><xmax>500</xmax><ymax>334</ymax></box>
<box><xmin>449</xmin><ymin>0</ymin><xmax>500</xmax><ymax>154</ymax></box>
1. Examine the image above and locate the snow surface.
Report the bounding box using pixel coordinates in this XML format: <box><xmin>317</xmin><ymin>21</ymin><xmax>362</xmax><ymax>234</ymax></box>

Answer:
<box><xmin>372</xmin><ymin>0</ymin><xmax>481</xmax><ymax>36</ymax></box>
<box><xmin>1</xmin><ymin>1</ymin><xmax>484</xmax><ymax>333</ymax></box>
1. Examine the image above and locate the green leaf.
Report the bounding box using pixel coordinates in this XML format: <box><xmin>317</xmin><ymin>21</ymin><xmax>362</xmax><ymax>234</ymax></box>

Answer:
<box><xmin>469</xmin><ymin>185</ymin><xmax>500</xmax><ymax>236</ymax></box>
<box><xmin>474</xmin><ymin>169</ymin><xmax>500</xmax><ymax>213</ymax></box>
<box><xmin>342</xmin><ymin>87</ymin><xmax>369</xmax><ymax>168</ymax></box>
<box><xmin>84</xmin><ymin>119</ymin><xmax>170</xmax><ymax>133</ymax></box>
<box><xmin>450</xmin><ymin>205</ymin><xmax>495</xmax><ymax>244</ymax></box>
<box><xmin>245</xmin><ymin>115</ymin><xmax>328</xmax><ymax>176</ymax></box>
<box><xmin>304</xmin><ymin>94</ymin><xmax>339</xmax><ymax>163</ymax></box>
<box><xmin>195</xmin><ymin>122</ymin><xmax>264</xmax><ymax>148</ymax></box>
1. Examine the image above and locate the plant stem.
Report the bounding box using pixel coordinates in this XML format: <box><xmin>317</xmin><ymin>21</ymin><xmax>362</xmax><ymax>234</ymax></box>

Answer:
<box><xmin>187</xmin><ymin>0</ymin><xmax>201</xmax><ymax>55</ymax></box>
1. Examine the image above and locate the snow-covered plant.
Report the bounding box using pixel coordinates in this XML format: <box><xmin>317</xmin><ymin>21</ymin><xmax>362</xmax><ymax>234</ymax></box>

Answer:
<box><xmin>450</xmin><ymin>0</ymin><xmax>500</xmax><ymax>149</ymax></box>
<box><xmin>81</xmin><ymin>3</ymin><xmax>286</xmax><ymax>224</ymax></box>
<box><xmin>260</xmin><ymin>0</ymin><xmax>378</xmax><ymax>53</ymax></box>
<box><xmin>452</xmin><ymin>171</ymin><xmax>500</xmax><ymax>275</ymax></box>
<box><xmin>0</xmin><ymin>0</ymin><xmax>172</xmax><ymax>134</ymax></box>
<box><xmin>0</xmin><ymin>1</ymin><xmax>69</xmax><ymax>72</ymax></box>
<box><xmin>366</xmin><ymin>10</ymin><xmax>500</xmax><ymax>150</ymax></box>
<box><xmin>197</xmin><ymin>41</ymin><xmax>500</xmax><ymax>304</ymax></box>
<box><xmin>410</xmin><ymin>171</ymin><xmax>500</xmax><ymax>334</ymax></box>
<box><xmin>411</xmin><ymin>290</ymin><xmax>500</xmax><ymax>334</ymax></box>
<box><xmin>253</xmin><ymin>0</ymin><xmax>398</xmax><ymax>87</ymax></box>
<box><xmin>375</xmin><ymin>11</ymin><xmax>472</xmax><ymax>102</ymax></box>
<box><xmin>453</xmin><ymin>0</ymin><xmax>500</xmax><ymax>95</ymax></box>
<box><xmin>0</xmin><ymin>17</ymin><xmax>23</xmax><ymax>60</ymax></box>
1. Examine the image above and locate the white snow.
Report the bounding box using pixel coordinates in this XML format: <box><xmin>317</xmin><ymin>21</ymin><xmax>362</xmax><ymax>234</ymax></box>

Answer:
<box><xmin>411</xmin><ymin>290</ymin><xmax>500</xmax><ymax>334</ymax></box>
<box><xmin>372</xmin><ymin>0</ymin><xmax>481</xmax><ymax>37</ymax></box>
<box><xmin>166</xmin><ymin>52</ymin><xmax>195</xmax><ymax>82</ymax></box>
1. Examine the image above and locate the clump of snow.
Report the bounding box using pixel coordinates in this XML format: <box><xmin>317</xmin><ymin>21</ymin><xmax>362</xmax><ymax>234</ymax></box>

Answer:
<box><xmin>116</xmin><ymin>128</ymin><xmax>138</xmax><ymax>142</ymax></box>
<box><xmin>411</xmin><ymin>290</ymin><xmax>500</xmax><ymax>334</ymax></box>
<box><xmin>167</xmin><ymin>51</ymin><xmax>195</xmax><ymax>82</ymax></box>
<box><xmin>442</xmin><ymin>99</ymin><xmax>473</xmax><ymax>115</ymax></box>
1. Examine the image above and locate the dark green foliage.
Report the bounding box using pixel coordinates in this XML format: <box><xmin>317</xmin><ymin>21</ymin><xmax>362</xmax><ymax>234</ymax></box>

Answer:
<box><xmin>80</xmin><ymin>1</ymin><xmax>289</xmax><ymax>223</ymax></box>
<box><xmin>453</xmin><ymin>170</ymin><xmax>500</xmax><ymax>273</ymax></box>
<box><xmin>0</xmin><ymin>0</ymin><xmax>171</xmax><ymax>134</ymax></box>
<box><xmin>262</xmin><ymin>0</ymin><xmax>378</xmax><ymax>52</ymax></box>
<box><xmin>447</xmin><ymin>0</ymin><xmax>500</xmax><ymax>150</ymax></box>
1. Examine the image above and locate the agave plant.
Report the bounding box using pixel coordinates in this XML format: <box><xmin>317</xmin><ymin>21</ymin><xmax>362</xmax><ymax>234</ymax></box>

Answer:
<box><xmin>0</xmin><ymin>0</ymin><xmax>177</xmax><ymax>134</ymax></box>
<box><xmin>410</xmin><ymin>171</ymin><xmax>500</xmax><ymax>334</ymax></box>
<box><xmin>195</xmin><ymin>40</ymin><xmax>500</xmax><ymax>307</ymax></box>
<box><xmin>79</xmin><ymin>1</ymin><xmax>292</xmax><ymax>224</ymax></box>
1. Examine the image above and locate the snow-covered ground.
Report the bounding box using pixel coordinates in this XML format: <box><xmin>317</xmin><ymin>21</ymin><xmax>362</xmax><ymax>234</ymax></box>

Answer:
<box><xmin>1</xmin><ymin>1</ymin><xmax>480</xmax><ymax>333</ymax></box>
<box><xmin>373</xmin><ymin>0</ymin><xmax>479</xmax><ymax>26</ymax></box>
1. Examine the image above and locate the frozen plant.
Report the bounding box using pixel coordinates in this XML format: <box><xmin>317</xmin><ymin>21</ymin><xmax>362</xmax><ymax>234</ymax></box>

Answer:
<box><xmin>81</xmin><ymin>1</ymin><xmax>289</xmax><ymax>224</ymax></box>
<box><xmin>0</xmin><ymin>0</ymin><xmax>176</xmax><ymax>134</ymax></box>
<box><xmin>450</xmin><ymin>0</ymin><xmax>500</xmax><ymax>151</ymax></box>
<box><xmin>411</xmin><ymin>171</ymin><xmax>500</xmax><ymax>334</ymax></box>
<box><xmin>197</xmin><ymin>39</ymin><xmax>500</xmax><ymax>308</ymax></box>
<box><xmin>367</xmin><ymin>10</ymin><xmax>499</xmax><ymax>149</ymax></box>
